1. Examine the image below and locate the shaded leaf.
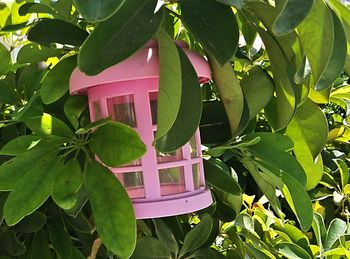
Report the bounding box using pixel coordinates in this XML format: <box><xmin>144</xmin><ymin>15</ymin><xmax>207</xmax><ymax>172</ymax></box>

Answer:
<box><xmin>0</xmin><ymin>43</ymin><xmax>10</xmax><ymax>75</ymax></box>
<box><xmin>18</xmin><ymin>3</ymin><xmax>54</xmax><ymax>16</ymax></box>
<box><xmin>31</xmin><ymin>229</ymin><xmax>52</xmax><ymax>259</ymax></box>
<box><xmin>0</xmin><ymin>135</ymin><xmax>40</xmax><ymax>156</ymax></box>
<box><xmin>153</xmin><ymin>219</ymin><xmax>179</xmax><ymax>254</ymax></box>
<box><xmin>63</xmin><ymin>95</ymin><xmax>87</xmax><ymax>130</ymax></box>
<box><xmin>10</xmin><ymin>211</ymin><xmax>46</xmax><ymax>233</ymax></box>
<box><xmin>17</xmin><ymin>43</ymin><xmax>62</xmax><ymax>64</ymax></box>
<box><xmin>78</xmin><ymin>0</ymin><xmax>164</xmax><ymax>75</ymax></box>
<box><xmin>85</xmin><ymin>161</ymin><xmax>136</xmax><ymax>258</ymax></box>
<box><xmin>131</xmin><ymin>237</ymin><xmax>171</xmax><ymax>259</ymax></box>
<box><xmin>0</xmin><ymin>81</ymin><xmax>16</xmax><ymax>104</ymax></box>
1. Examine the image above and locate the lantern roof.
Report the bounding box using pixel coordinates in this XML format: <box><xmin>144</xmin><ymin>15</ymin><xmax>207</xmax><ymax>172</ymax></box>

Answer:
<box><xmin>69</xmin><ymin>41</ymin><xmax>212</xmax><ymax>95</ymax></box>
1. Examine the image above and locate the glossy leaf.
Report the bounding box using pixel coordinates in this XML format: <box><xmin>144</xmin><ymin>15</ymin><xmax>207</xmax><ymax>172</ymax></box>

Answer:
<box><xmin>324</xmin><ymin>218</ymin><xmax>347</xmax><ymax>251</ymax></box>
<box><xmin>0</xmin><ymin>43</ymin><xmax>10</xmax><ymax>75</ymax></box>
<box><xmin>272</xmin><ymin>0</ymin><xmax>314</xmax><ymax>35</ymax></box>
<box><xmin>78</xmin><ymin>0</ymin><xmax>164</xmax><ymax>75</ymax></box>
<box><xmin>181</xmin><ymin>0</ymin><xmax>239</xmax><ymax>65</ymax></box>
<box><xmin>131</xmin><ymin>237</ymin><xmax>171</xmax><ymax>259</ymax></box>
<box><xmin>275</xmin><ymin>242</ymin><xmax>312</xmax><ymax>259</ymax></box>
<box><xmin>89</xmin><ymin>121</ymin><xmax>146</xmax><ymax>167</ymax></box>
<box><xmin>334</xmin><ymin>159</ymin><xmax>349</xmax><ymax>188</ymax></box>
<box><xmin>63</xmin><ymin>95</ymin><xmax>87</xmax><ymax>130</ymax></box>
<box><xmin>312</xmin><ymin>213</ymin><xmax>327</xmax><ymax>251</ymax></box>
<box><xmin>52</xmin><ymin>159</ymin><xmax>83</xmax><ymax>210</ymax></box>
<box><xmin>179</xmin><ymin>214</ymin><xmax>213</xmax><ymax>257</ymax></box>
<box><xmin>208</xmin><ymin>57</ymin><xmax>243</xmax><ymax>136</ymax></box>
<box><xmin>204</xmin><ymin>159</ymin><xmax>242</xmax><ymax>196</ymax></box>
<box><xmin>28</xmin><ymin>19</ymin><xmax>88</xmax><ymax>47</ymax></box>
<box><xmin>73</xmin><ymin>0</ymin><xmax>125</xmax><ymax>22</ymax></box>
<box><xmin>241</xmin><ymin>66</ymin><xmax>274</xmax><ymax>119</ymax></box>
<box><xmin>155</xmin><ymin>47</ymin><xmax>202</xmax><ymax>152</ymax></box>
<box><xmin>4</xmin><ymin>157</ymin><xmax>63</xmax><ymax>225</ymax></box>
<box><xmin>154</xmin><ymin>30</ymin><xmax>182</xmax><ymax>143</ymax></box>
<box><xmin>41</xmin><ymin>55</ymin><xmax>77</xmax><ymax>104</ymax></box>
<box><xmin>84</xmin><ymin>161</ymin><xmax>136</xmax><ymax>258</ymax></box>
<box><xmin>24</xmin><ymin>113</ymin><xmax>74</xmax><ymax>139</ymax></box>
<box><xmin>0</xmin><ymin>135</ymin><xmax>40</xmax><ymax>156</ymax></box>
<box><xmin>17</xmin><ymin>43</ymin><xmax>62</xmax><ymax>64</ymax></box>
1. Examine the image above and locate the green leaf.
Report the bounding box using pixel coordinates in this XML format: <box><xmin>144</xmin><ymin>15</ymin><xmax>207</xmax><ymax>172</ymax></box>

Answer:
<box><xmin>312</xmin><ymin>213</ymin><xmax>327</xmax><ymax>251</ymax></box>
<box><xmin>0</xmin><ymin>135</ymin><xmax>40</xmax><ymax>156</ymax></box>
<box><xmin>241</xmin><ymin>66</ymin><xmax>274</xmax><ymax>119</ymax></box>
<box><xmin>153</xmin><ymin>219</ymin><xmax>179</xmax><ymax>254</ymax></box>
<box><xmin>181</xmin><ymin>0</ymin><xmax>239</xmax><ymax>65</ymax></box>
<box><xmin>334</xmin><ymin>159</ymin><xmax>349</xmax><ymax>188</ymax></box>
<box><xmin>78</xmin><ymin>0</ymin><xmax>164</xmax><ymax>75</ymax></box>
<box><xmin>155</xmin><ymin>47</ymin><xmax>202</xmax><ymax>152</ymax></box>
<box><xmin>24</xmin><ymin>113</ymin><xmax>74</xmax><ymax>139</ymax></box>
<box><xmin>208</xmin><ymin>57</ymin><xmax>243</xmax><ymax>137</ymax></box>
<box><xmin>275</xmin><ymin>242</ymin><xmax>312</xmax><ymax>259</ymax></box>
<box><xmin>179</xmin><ymin>214</ymin><xmax>213</xmax><ymax>257</ymax></box>
<box><xmin>4</xmin><ymin>156</ymin><xmax>63</xmax><ymax>225</ymax></box>
<box><xmin>243</xmin><ymin>132</ymin><xmax>294</xmax><ymax>152</ymax></box>
<box><xmin>216</xmin><ymin>0</ymin><xmax>244</xmax><ymax>9</ymax></box>
<box><xmin>63</xmin><ymin>96</ymin><xmax>87</xmax><ymax>130</ymax></box>
<box><xmin>0</xmin><ymin>81</ymin><xmax>16</xmax><ymax>104</ymax></box>
<box><xmin>324</xmin><ymin>218</ymin><xmax>347</xmax><ymax>251</ymax></box>
<box><xmin>41</xmin><ymin>55</ymin><xmax>77</xmax><ymax>104</ymax></box>
<box><xmin>28</xmin><ymin>19</ymin><xmax>89</xmax><ymax>47</ymax></box>
<box><xmin>0</xmin><ymin>43</ymin><xmax>11</xmax><ymax>75</ymax></box>
<box><xmin>0</xmin><ymin>231</ymin><xmax>26</xmax><ymax>257</ymax></box>
<box><xmin>10</xmin><ymin>211</ymin><xmax>46</xmax><ymax>233</ymax></box>
<box><xmin>280</xmin><ymin>173</ymin><xmax>313</xmax><ymax>231</ymax></box>
<box><xmin>0</xmin><ymin>192</ymin><xmax>9</xmax><ymax>224</ymax></box>
<box><xmin>131</xmin><ymin>237</ymin><xmax>172</xmax><ymax>259</ymax></box>
<box><xmin>154</xmin><ymin>30</ymin><xmax>182</xmax><ymax>143</ymax></box>
<box><xmin>89</xmin><ymin>121</ymin><xmax>146</xmax><ymax>167</ymax></box>
<box><xmin>73</xmin><ymin>0</ymin><xmax>125</xmax><ymax>22</ymax></box>
<box><xmin>85</xmin><ymin>161</ymin><xmax>136</xmax><ymax>259</ymax></box>
<box><xmin>31</xmin><ymin>229</ymin><xmax>52</xmax><ymax>259</ymax></box>
<box><xmin>18</xmin><ymin>3</ymin><xmax>54</xmax><ymax>16</ymax></box>
<box><xmin>17</xmin><ymin>43</ymin><xmax>62</xmax><ymax>64</ymax></box>
<box><xmin>204</xmin><ymin>159</ymin><xmax>242</xmax><ymax>196</ymax></box>
<box><xmin>272</xmin><ymin>0</ymin><xmax>314</xmax><ymax>36</ymax></box>
<box><xmin>0</xmin><ymin>140</ymin><xmax>62</xmax><ymax>191</ymax></box>
<box><xmin>52</xmin><ymin>159</ymin><xmax>83</xmax><ymax>210</ymax></box>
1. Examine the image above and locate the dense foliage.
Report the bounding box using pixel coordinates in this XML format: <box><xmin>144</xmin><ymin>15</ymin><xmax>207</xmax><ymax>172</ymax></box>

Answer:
<box><xmin>0</xmin><ymin>0</ymin><xmax>350</xmax><ymax>258</ymax></box>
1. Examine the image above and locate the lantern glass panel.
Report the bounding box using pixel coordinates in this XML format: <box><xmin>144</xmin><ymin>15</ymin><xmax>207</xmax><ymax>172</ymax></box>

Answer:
<box><xmin>149</xmin><ymin>92</ymin><xmax>158</xmax><ymax>125</ymax></box>
<box><xmin>117</xmin><ymin>171</ymin><xmax>145</xmax><ymax>199</ymax></box>
<box><xmin>107</xmin><ymin>95</ymin><xmax>137</xmax><ymax>127</ymax></box>
<box><xmin>192</xmin><ymin>163</ymin><xmax>203</xmax><ymax>189</ymax></box>
<box><xmin>189</xmin><ymin>135</ymin><xmax>199</xmax><ymax>158</ymax></box>
<box><xmin>93</xmin><ymin>101</ymin><xmax>102</xmax><ymax>120</ymax></box>
<box><xmin>159</xmin><ymin>167</ymin><xmax>186</xmax><ymax>196</ymax></box>
<box><xmin>153</xmin><ymin>131</ymin><xmax>183</xmax><ymax>162</ymax></box>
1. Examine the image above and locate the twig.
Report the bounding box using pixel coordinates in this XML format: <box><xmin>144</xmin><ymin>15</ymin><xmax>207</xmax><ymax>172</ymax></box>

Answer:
<box><xmin>88</xmin><ymin>238</ymin><xmax>102</xmax><ymax>259</ymax></box>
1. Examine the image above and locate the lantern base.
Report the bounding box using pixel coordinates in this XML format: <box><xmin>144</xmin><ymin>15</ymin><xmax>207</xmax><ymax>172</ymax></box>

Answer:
<box><xmin>132</xmin><ymin>189</ymin><xmax>213</xmax><ymax>219</ymax></box>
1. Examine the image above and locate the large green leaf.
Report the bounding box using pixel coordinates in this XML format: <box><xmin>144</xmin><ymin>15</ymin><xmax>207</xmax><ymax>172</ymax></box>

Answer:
<box><xmin>155</xmin><ymin>47</ymin><xmax>203</xmax><ymax>152</ymax></box>
<box><xmin>241</xmin><ymin>66</ymin><xmax>274</xmax><ymax>119</ymax></box>
<box><xmin>17</xmin><ymin>43</ymin><xmax>62</xmax><ymax>64</ymax></box>
<box><xmin>0</xmin><ymin>43</ymin><xmax>10</xmax><ymax>75</ymax></box>
<box><xmin>41</xmin><ymin>55</ymin><xmax>77</xmax><ymax>104</ymax></box>
<box><xmin>84</xmin><ymin>161</ymin><xmax>136</xmax><ymax>259</ymax></box>
<box><xmin>131</xmin><ymin>237</ymin><xmax>171</xmax><ymax>259</ymax></box>
<box><xmin>181</xmin><ymin>0</ymin><xmax>239</xmax><ymax>65</ymax></box>
<box><xmin>73</xmin><ymin>0</ymin><xmax>125</xmax><ymax>22</ymax></box>
<box><xmin>179</xmin><ymin>214</ymin><xmax>214</xmax><ymax>257</ymax></box>
<box><xmin>4</xmin><ymin>156</ymin><xmax>63</xmax><ymax>225</ymax></box>
<box><xmin>89</xmin><ymin>121</ymin><xmax>146</xmax><ymax>167</ymax></box>
<box><xmin>272</xmin><ymin>0</ymin><xmax>314</xmax><ymax>36</ymax></box>
<box><xmin>208</xmin><ymin>57</ymin><xmax>243</xmax><ymax>137</ymax></box>
<box><xmin>204</xmin><ymin>159</ymin><xmax>242</xmax><ymax>196</ymax></box>
<box><xmin>28</xmin><ymin>19</ymin><xmax>88</xmax><ymax>47</ymax></box>
<box><xmin>52</xmin><ymin>159</ymin><xmax>83</xmax><ymax>210</ymax></box>
<box><xmin>78</xmin><ymin>0</ymin><xmax>164</xmax><ymax>75</ymax></box>
<box><xmin>154</xmin><ymin>30</ymin><xmax>181</xmax><ymax>143</ymax></box>
<box><xmin>274</xmin><ymin>242</ymin><xmax>312</xmax><ymax>259</ymax></box>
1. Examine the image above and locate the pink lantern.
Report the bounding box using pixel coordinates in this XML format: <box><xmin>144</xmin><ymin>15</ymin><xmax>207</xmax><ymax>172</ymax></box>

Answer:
<box><xmin>69</xmin><ymin>41</ymin><xmax>212</xmax><ymax>219</ymax></box>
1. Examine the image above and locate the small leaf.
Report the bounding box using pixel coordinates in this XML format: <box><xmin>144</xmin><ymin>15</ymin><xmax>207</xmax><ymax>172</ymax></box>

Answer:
<box><xmin>312</xmin><ymin>213</ymin><xmax>327</xmax><ymax>250</ymax></box>
<box><xmin>275</xmin><ymin>242</ymin><xmax>312</xmax><ymax>259</ymax></box>
<box><xmin>154</xmin><ymin>30</ymin><xmax>182</xmax><ymax>143</ymax></box>
<box><xmin>324</xmin><ymin>218</ymin><xmax>347</xmax><ymax>251</ymax></box>
<box><xmin>131</xmin><ymin>237</ymin><xmax>171</xmax><ymax>259</ymax></box>
<box><xmin>18</xmin><ymin>3</ymin><xmax>54</xmax><ymax>16</ymax></box>
<box><xmin>89</xmin><ymin>121</ymin><xmax>146</xmax><ymax>167</ymax></box>
<box><xmin>24</xmin><ymin>113</ymin><xmax>74</xmax><ymax>139</ymax></box>
<box><xmin>4</xmin><ymin>157</ymin><xmax>63</xmax><ymax>225</ymax></box>
<box><xmin>155</xmin><ymin>47</ymin><xmax>202</xmax><ymax>152</ymax></box>
<box><xmin>0</xmin><ymin>231</ymin><xmax>26</xmax><ymax>257</ymax></box>
<box><xmin>73</xmin><ymin>0</ymin><xmax>125</xmax><ymax>22</ymax></box>
<box><xmin>41</xmin><ymin>55</ymin><xmax>77</xmax><ymax>104</ymax></box>
<box><xmin>52</xmin><ymin>159</ymin><xmax>83</xmax><ymax>210</ymax></box>
<box><xmin>0</xmin><ymin>135</ymin><xmax>40</xmax><ymax>156</ymax></box>
<box><xmin>179</xmin><ymin>214</ymin><xmax>213</xmax><ymax>257</ymax></box>
<box><xmin>272</xmin><ymin>0</ymin><xmax>314</xmax><ymax>36</ymax></box>
<box><xmin>84</xmin><ymin>161</ymin><xmax>136</xmax><ymax>259</ymax></box>
<box><xmin>17</xmin><ymin>43</ymin><xmax>63</xmax><ymax>64</ymax></box>
<box><xmin>334</xmin><ymin>159</ymin><xmax>349</xmax><ymax>188</ymax></box>
<box><xmin>78</xmin><ymin>0</ymin><xmax>164</xmax><ymax>75</ymax></box>
<box><xmin>204</xmin><ymin>159</ymin><xmax>242</xmax><ymax>196</ymax></box>
<box><xmin>63</xmin><ymin>96</ymin><xmax>87</xmax><ymax>130</ymax></box>
<box><xmin>181</xmin><ymin>0</ymin><xmax>239</xmax><ymax>65</ymax></box>
<box><xmin>28</xmin><ymin>19</ymin><xmax>89</xmax><ymax>47</ymax></box>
